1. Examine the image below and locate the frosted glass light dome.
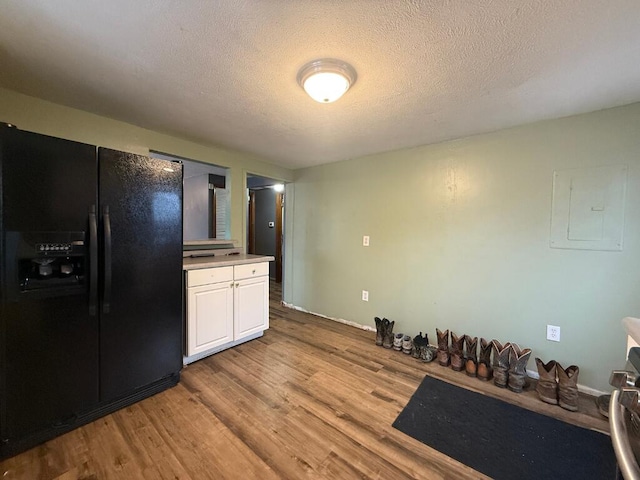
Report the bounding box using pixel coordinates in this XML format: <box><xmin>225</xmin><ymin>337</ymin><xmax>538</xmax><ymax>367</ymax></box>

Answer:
<box><xmin>297</xmin><ymin>59</ymin><xmax>357</xmax><ymax>104</ymax></box>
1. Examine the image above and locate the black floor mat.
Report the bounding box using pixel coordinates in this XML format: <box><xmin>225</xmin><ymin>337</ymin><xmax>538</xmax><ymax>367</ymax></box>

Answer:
<box><xmin>392</xmin><ymin>375</ymin><xmax>617</xmax><ymax>480</ymax></box>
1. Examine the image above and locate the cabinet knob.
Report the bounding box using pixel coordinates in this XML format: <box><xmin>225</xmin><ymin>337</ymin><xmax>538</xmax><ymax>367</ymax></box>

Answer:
<box><xmin>252</xmin><ymin>269</ymin><xmax>256</xmax><ymax>274</ymax></box>
<box><xmin>230</xmin><ymin>282</ymin><xmax>234</xmax><ymax>288</ymax></box>
<box><xmin>235</xmin><ymin>282</ymin><xmax>240</xmax><ymax>288</ymax></box>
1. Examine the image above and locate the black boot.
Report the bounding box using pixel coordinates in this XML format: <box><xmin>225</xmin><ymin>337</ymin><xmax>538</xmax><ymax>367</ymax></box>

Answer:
<box><xmin>374</xmin><ymin>317</ymin><xmax>384</xmax><ymax>346</ymax></box>
<box><xmin>382</xmin><ymin>318</ymin><xmax>394</xmax><ymax>349</ymax></box>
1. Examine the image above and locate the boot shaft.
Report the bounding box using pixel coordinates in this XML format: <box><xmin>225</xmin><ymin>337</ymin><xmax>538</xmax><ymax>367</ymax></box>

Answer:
<box><xmin>557</xmin><ymin>363</ymin><xmax>580</xmax><ymax>411</ymax></box>
<box><xmin>374</xmin><ymin>317</ymin><xmax>383</xmax><ymax>346</ymax></box>
<box><xmin>479</xmin><ymin>338</ymin><xmax>492</xmax><ymax>365</ymax></box>
<box><xmin>436</xmin><ymin>328</ymin><xmax>449</xmax><ymax>351</ymax></box>
<box><xmin>535</xmin><ymin>357</ymin><xmax>558</xmax><ymax>405</ymax></box>
<box><xmin>450</xmin><ymin>332</ymin><xmax>465</xmax><ymax>371</ymax></box>
<box><xmin>492</xmin><ymin>340</ymin><xmax>511</xmax><ymax>370</ymax></box>
<box><xmin>464</xmin><ymin>335</ymin><xmax>478</xmax><ymax>361</ymax></box>
<box><xmin>509</xmin><ymin>347</ymin><xmax>531</xmax><ymax>376</ymax></box>
<box><xmin>382</xmin><ymin>319</ymin><xmax>395</xmax><ymax>348</ymax></box>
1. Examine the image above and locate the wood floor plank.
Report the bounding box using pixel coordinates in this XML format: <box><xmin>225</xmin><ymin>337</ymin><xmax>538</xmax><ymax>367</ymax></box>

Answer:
<box><xmin>0</xmin><ymin>281</ymin><xmax>609</xmax><ymax>479</ymax></box>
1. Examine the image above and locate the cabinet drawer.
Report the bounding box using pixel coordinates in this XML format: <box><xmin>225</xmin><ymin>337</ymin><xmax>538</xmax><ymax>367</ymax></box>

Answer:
<box><xmin>187</xmin><ymin>266</ymin><xmax>234</xmax><ymax>287</ymax></box>
<box><xmin>234</xmin><ymin>262</ymin><xmax>269</xmax><ymax>280</ymax></box>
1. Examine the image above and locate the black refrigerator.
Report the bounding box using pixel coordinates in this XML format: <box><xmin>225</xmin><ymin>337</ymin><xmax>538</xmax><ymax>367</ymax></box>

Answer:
<box><xmin>0</xmin><ymin>124</ymin><xmax>183</xmax><ymax>458</ymax></box>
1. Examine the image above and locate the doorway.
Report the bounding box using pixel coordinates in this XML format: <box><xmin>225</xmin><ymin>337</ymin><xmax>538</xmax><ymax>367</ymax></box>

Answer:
<box><xmin>247</xmin><ymin>175</ymin><xmax>285</xmax><ymax>289</ymax></box>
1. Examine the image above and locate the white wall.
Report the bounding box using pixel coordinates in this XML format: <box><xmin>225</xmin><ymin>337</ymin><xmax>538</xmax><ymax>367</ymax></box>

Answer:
<box><xmin>285</xmin><ymin>103</ymin><xmax>640</xmax><ymax>392</ymax></box>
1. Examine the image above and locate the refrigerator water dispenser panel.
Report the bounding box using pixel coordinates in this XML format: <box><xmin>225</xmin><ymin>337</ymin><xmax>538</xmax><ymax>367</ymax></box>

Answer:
<box><xmin>5</xmin><ymin>231</ymin><xmax>87</xmax><ymax>298</ymax></box>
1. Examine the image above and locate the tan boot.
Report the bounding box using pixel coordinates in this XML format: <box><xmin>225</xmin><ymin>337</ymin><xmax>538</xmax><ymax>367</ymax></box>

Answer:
<box><xmin>535</xmin><ymin>358</ymin><xmax>558</xmax><ymax>404</ymax></box>
<box><xmin>557</xmin><ymin>363</ymin><xmax>579</xmax><ymax>411</ymax></box>
<box><xmin>450</xmin><ymin>332</ymin><xmax>465</xmax><ymax>372</ymax></box>
<box><xmin>464</xmin><ymin>335</ymin><xmax>478</xmax><ymax>377</ymax></box>
<box><xmin>436</xmin><ymin>328</ymin><xmax>450</xmax><ymax>366</ymax></box>
<box><xmin>477</xmin><ymin>338</ymin><xmax>493</xmax><ymax>381</ymax></box>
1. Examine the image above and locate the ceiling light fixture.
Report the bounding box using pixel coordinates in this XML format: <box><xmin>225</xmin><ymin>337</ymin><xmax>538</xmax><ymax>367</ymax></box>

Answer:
<box><xmin>297</xmin><ymin>58</ymin><xmax>357</xmax><ymax>104</ymax></box>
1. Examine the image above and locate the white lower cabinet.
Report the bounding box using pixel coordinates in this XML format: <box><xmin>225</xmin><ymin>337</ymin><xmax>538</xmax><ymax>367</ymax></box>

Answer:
<box><xmin>234</xmin><ymin>275</ymin><xmax>269</xmax><ymax>339</ymax></box>
<box><xmin>187</xmin><ymin>280</ymin><xmax>234</xmax><ymax>355</ymax></box>
<box><xmin>185</xmin><ymin>262</ymin><xmax>269</xmax><ymax>363</ymax></box>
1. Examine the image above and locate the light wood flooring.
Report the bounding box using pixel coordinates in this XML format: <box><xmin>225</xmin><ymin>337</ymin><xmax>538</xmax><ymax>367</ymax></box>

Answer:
<box><xmin>1</xmin><ymin>281</ymin><xmax>610</xmax><ymax>479</ymax></box>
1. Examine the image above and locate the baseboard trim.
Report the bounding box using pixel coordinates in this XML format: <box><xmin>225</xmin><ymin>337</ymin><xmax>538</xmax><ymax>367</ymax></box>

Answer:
<box><xmin>282</xmin><ymin>301</ymin><xmax>376</xmax><ymax>332</ymax></box>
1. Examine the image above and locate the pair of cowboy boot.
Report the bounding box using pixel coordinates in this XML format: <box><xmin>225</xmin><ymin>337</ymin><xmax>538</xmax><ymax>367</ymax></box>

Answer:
<box><xmin>490</xmin><ymin>341</ymin><xmax>531</xmax><ymax>392</ymax></box>
<box><xmin>535</xmin><ymin>358</ymin><xmax>580</xmax><ymax>411</ymax></box>
<box><xmin>374</xmin><ymin>317</ymin><xmax>395</xmax><ymax>348</ymax></box>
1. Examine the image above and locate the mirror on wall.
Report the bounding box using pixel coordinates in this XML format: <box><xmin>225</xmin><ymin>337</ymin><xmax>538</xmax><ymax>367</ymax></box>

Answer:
<box><xmin>151</xmin><ymin>151</ymin><xmax>230</xmax><ymax>242</ymax></box>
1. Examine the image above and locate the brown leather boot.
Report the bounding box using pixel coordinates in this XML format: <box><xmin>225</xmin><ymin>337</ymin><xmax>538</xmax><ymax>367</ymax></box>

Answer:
<box><xmin>464</xmin><ymin>335</ymin><xmax>478</xmax><ymax>377</ymax></box>
<box><xmin>477</xmin><ymin>338</ymin><xmax>493</xmax><ymax>381</ymax></box>
<box><xmin>450</xmin><ymin>332</ymin><xmax>465</xmax><ymax>372</ymax></box>
<box><xmin>492</xmin><ymin>340</ymin><xmax>511</xmax><ymax>388</ymax></box>
<box><xmin>557</xmin><ymin>363</ymin><xmax>580</xmax><ymax>411</ymax></box>
<box><xmin>436</xmin><ymin>328</ymin><xmax>450</xmax><ymax>366</ymax></box>
<box><xmin>508</xmin><ymin>346</ymin><xmax>531</xmax><ymax>393</ymax></box>
<box><xmin>535</xmin><ymin>358</ymin><xmax>558</xmax><ymax>404</ymax></box>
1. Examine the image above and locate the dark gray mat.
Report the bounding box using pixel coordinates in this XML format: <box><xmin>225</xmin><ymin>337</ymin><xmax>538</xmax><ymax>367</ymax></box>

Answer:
<box><xmin>392</xmin><ymin>375</ymin><xmax>617</xmax><ymax>480</ymax></box>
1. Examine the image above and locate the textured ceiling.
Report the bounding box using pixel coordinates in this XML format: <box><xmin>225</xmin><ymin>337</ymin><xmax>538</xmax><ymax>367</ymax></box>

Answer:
<box><xmin>1</xmin><ymin>1</ymin><xmax>639</xmax><ymax>169</ymax></box>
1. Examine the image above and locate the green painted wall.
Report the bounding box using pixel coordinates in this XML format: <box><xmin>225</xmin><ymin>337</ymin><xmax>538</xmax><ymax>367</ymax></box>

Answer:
<box><xmin>0</xmin><ymin>87</ymin><xmax>293</xmax><ymax>244</ymax></box>
<box><xmin>285</xmin><ymin>103</ymin><xmax>640</xmax><ymax>392</ymax></box>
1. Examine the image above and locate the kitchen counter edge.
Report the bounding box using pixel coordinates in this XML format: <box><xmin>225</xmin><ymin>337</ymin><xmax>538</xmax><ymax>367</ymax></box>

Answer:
<box><xmin>183</xmin><ymin>254</ymin><xmax>275</xmax><ymax>270</ymax></box>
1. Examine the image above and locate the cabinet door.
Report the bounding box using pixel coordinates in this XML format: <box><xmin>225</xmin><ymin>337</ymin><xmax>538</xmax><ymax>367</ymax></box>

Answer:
<box><xmin>187</xmin><ymin>282</ymin><xmax>234</xmax><ymax>356</ymax></box>
<box><xmin>234</xmin><ymin>276</ymin><xmax>269</xmax><ymax>340</ymax></box>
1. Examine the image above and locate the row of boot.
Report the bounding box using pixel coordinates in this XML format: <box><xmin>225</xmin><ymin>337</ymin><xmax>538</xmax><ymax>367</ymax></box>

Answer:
<box><xmin>436</xmin><ymin>329</ymin><xmax>532</xmax><ymax>394</ymax></box>
<box><xmin>535</xmin><ymin>358</ymin><xmax>580</xmax><ymax>411</ymax></box>
<box><xmin>374</xmin><ymin>320</ymin><xmax>580</xmax><ymax>411</ymax></box>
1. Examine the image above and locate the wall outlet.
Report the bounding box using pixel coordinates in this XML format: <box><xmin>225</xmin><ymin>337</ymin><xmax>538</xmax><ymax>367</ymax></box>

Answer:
<box><xmin>546</xmin><ymin>325</ymin><xmax>561</xmax><ymax>342</ymax></box>
<box><xmin>362</xmin><ymin>290</ymin><xmax>369</xmax><ymax>301</ymax></box>
<box><xmin>363</xmin><ymin>235</ymin><xmax>370</xmax><ymax>246</ymax></box>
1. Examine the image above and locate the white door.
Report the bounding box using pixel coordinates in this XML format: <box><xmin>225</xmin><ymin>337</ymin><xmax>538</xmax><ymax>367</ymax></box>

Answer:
<box><xmin>187</xmin><ymin>282</ymin><xmax>234</xmax><ymax>355</ymax></box>
<box><xmin>234</xmin><ymin>276</ymin><xmax>269</xmax><ymax>340</ymax></box>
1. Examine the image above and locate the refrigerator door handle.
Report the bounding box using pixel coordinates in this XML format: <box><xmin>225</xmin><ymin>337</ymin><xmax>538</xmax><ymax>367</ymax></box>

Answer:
<box><xmin>102</xmin><ymin>205</ymin><xmax>112</xmax><ymax>314</ymax></box>
<box><xmin>89</xmin><ymin>205</ymin><xmax>98</xmax><ymax>316</ymax></box>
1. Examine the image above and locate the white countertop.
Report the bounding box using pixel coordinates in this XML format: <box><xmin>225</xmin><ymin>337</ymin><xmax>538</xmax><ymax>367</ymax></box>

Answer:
<box><xmin>183</xmin><ymin>254</ymin><xmax>275</xmax><ymax>270</ymax></box>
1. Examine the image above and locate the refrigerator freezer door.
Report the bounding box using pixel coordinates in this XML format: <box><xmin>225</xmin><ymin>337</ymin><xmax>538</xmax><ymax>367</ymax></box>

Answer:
<box><xmin>97</xmin><ymin>148</ymin><xmax>183</xmax><ymax>402</ymax></box>
<box><xmin>0</xmin><ymin>126</ymin><xmax>99</xmax><ymax>440</ymax></box>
